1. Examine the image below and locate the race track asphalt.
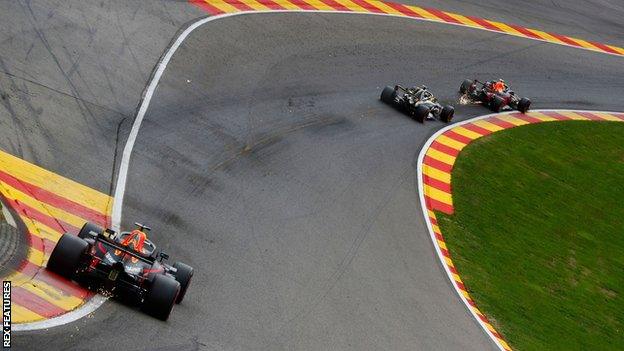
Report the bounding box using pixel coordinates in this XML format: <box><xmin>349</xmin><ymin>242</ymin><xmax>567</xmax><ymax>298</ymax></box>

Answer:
<box><xmin>11</xmin><ymin>10</ymin><xmax>624</xmax><ymax>351</ymax></box>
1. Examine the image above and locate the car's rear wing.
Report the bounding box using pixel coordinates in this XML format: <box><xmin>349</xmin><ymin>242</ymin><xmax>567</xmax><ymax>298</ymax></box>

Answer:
<box><xmin>395</xmin><ymin>84</ymin><xmax>409</xmax><ymax>92</ymax></box>
<box><xmin>94</xmin><ymin>234</ymin><xmax>155</xmax><ymax>265</ymax></box>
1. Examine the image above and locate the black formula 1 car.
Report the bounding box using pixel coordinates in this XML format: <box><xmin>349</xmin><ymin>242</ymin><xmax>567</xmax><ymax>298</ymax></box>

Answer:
<box><xmin>381</xmin><ymin>85</ymin><xmax>454</xmax><ymax>123</ymax></box>
<box><xmin>459</xmin><ymin>79</ymin><xmax>531</xmax><ymax>113</ymax></box>
<box><xmin>46</xmin><ymin>222</ymin><xmax>194</xmax><ymax>320</ymax></box>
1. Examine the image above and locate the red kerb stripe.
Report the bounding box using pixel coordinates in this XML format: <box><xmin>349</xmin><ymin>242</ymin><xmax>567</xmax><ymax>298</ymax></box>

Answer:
<box><xmin>350</xmin><ymin>0</ymin><xmax>384</xmax><ymax>13</ymax></box>
<box><xmin>507</xmin><ymin>24</ymin><xmax>542</xmax><ymax>39</ymax></box>
<box><xmin>548</xmin><ymin>32</ymin><xmax>582</xmax><ymax>47</ymax></box>
<box><xmin>456</xmin><ymin>280</ymin><xmax>467</xmax><ymax>291</ymax></box>
<box><xmin>610</xmin><ymin>113</ymin><xmax>624</xmax><ymax>120</ymax></box>
<box><xmin>430</xmin><ymin>141</ymin><xmax>460</xmax><ymax>157</ymax></box>
<box><xmin>465</xmin><ymin>16</ymin><xmax>500</xmax><ymax>31</ymax></box>
<box><xmin>223</xmin><ymin>0</ymin><xmax>255</xmax><ymax>11</ymax></box>
<box><xmin>425</xmin><ymin>195</ymin><xmax>454</xmax><ymax>214</ymax></box>
<box><xmin>255</xmin><ymin>0</ymin><xmax>286</xmax><ymax>9</ymax></box>
<box><xmin>423</xmin><ymin>155</ymin><xmax>453</xmax><ymax>173</ymax></box>
<box><xmin>434</xmin><ymin>231</ymin><xmax>444</xmax><ymax>241</ymax></box>
<box><xmin>28</xmin><ymin>234</ymin><xmax>44</xmax><ymax>253</ymax></box>
<box><xmin>544</xmin><ymin>111</ymin><xmax>573</xmax><ymax>121</ymax></box>
<box><xmin>424</xmin><ymin>176</ymin><xmax>452</xmax><ymax>194</ymax></box>
<box><xmin>487</xmin><ymin>117</ymin><xmax>516</xmax><ymax>129</ymax></box>
<box><xmin>461</xmin><ymin>123</ymin><xmax>493</xmax><ymax>136</ymax></box>
<box><xmin>576</xmin><ymin>111</ymin><xmax>607</xmax><ymax>121</ymax></box>
<box><xmin>422</xmin><ymin>7</ymin><xmax>460</xmax><ymax>24</ymax></box>
<box><xmin>15</xmin><ymin>261</ymin><xmax>91</xmax><ymax>299</ymax></box>
<box><xmin>28</xmin><ymin>234</ymin><xmax>59</xmax><ymax>261</ymax></box>
<box><xmin>12</xmin><ymin>286</ymin><xmax>68</xmax><ymax>317</ymax></box>
<box><xmin>588</xmin><ymin>41</ymin><xmax>619</xmax><ymax>54</ymax></box>
<box><xmin>511</xmin><ymin>113</ymin><xmax>544</xmax><ymax>124</ymax></box>
<box><xmin>6</xmin><ymin>198</ymin><xmax>78</xmax><ymax>235</ymax></box>
<box><xmin>538</xmin><ymin>111</ymin><xmax>570</xmax><ymax>121</ymax></box>
<box><xmin>34</xmin><ymin>271</ymin><xmax>91</xmax><ymax>299</ymax></box>
<box><xmin>0</xmin><ymin>170</ymin><xmax>107</xmax><ymax>225</ymax></box>
<box><xmin>384</xmin><ymin>2</ymin><xmax>423</xmax><ymax>18</ymax></box>
<box><xmin>318</xmin><ymin>0</ymin><xmax>350</xmax><ymax>11</ymax></box>
<box><xmin>443</xmin><ymin>130</ymin><xmax>474</xmax><ymax>144</ymax></box>
<box><xmin>29</xmin><ymin>234</ymin><xmax>59</xmax><ymax>255</ymax></box>
<box><xmin>284</xmin><ymin>0</ymin><xmax>316</xmax><ymax>10</ymax></box>
<box><xmin>189</xmin><ymin>0</ymin><xmax>225</xmax><ymax>14</ymax></box>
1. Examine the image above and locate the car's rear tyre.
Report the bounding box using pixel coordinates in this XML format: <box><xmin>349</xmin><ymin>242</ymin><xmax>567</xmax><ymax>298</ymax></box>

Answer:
<box><xmin>460</xmin><ymin>79</ymin><xmax>473</xmax><ymax>94</ymax></box>
<box><xmin>78</xmin><ymin>222</ymin><xmax>103</xmax><ymax>240</ymax></box>
<box><xmin>412</xmin><ymin>105</ymin><xmax>430</xmax><ymax>123</ymax></box>
<box><xmin>46</xmin><ymin>233</ymin><xmax>88</xmax><ymax>280</ymax></box>
<box><xmin>490</xmin><ymin>96</ymin><xmax>505</xmax><ymax>112</ymax></box>
<box><xmin>517</xmin><ymin>97</ymin><xmax>531</xmax><ymax>113</ymax></box>
<box><xmin>172</xmin><ymin>262</ymin><xmax>194</xmax><ymax>304</ymax></box>
<box><xmin>380</xmin><ymin>86</ymin><xmax>396</xmax><ymax>105</ymax></box>
<box><xmin>141</xmin><ymin>275</ymin><xmax>180</xmax><ymax>321</ymax></box>
<box><xmin>440</xmin><ymin>105</ymin><xmax>454</xmax><ymax>123</ymax></box>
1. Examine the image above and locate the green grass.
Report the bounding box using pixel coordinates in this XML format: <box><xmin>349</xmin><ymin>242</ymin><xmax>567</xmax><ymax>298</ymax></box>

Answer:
<box><xmin>436</xmin><ymin>121</ymin><xmax>624</xmax><ymax>350</ymax></box>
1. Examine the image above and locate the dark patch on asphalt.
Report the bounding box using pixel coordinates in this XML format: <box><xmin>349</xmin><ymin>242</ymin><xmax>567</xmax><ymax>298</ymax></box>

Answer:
<box><xmin>124</xmin><ymin>193</ymin><xmax>188</xmax><ymax>234</ymax></box>
<box><xmin>304</xmin><ymin>114</ymin><xmax>355</xmax><ymax>136</ymax></box>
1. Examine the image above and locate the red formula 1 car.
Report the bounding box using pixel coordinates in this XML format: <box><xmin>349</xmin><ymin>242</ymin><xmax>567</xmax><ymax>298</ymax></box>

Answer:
<box><xmin>46</xmin><ymin>222</ymin><xmax>193</xmax><ymax>320</ymax></box>
<box><xmin>459</xmin><ymin>79</ymin><xmax>531</xmax><ymax>113</ymax></box>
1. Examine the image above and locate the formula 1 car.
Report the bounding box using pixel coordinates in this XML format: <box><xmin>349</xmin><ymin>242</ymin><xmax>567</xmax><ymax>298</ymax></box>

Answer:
<box><xmin>46</xmin><ymin>222</ymin><xmax>194</xmax><ymax>320</ymax></box>
<box><xmin>459</xmin><ymin>79</ymin><xmax>531</xmax><ymax>113</ymax></box>
<box><xmin>381</xmin><ymin>85</ymin><xmax>454</xmax><ymax>123</ymax></box>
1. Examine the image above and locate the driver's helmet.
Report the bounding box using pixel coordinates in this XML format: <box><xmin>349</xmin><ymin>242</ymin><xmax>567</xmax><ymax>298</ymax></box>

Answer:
<box><xmin>412</xmin><ymin>85</ymin><xmax>427</xmax><ymax>98</ymax></box>
<box><xmin>121</xmin><ymin>229</ymin><xmax>147</xmax><ymax>253</ymax></box>
<box><xmin>493</xmin><ymin>79</ymin><xmax>506</xmax><ymax>93</ymax></box>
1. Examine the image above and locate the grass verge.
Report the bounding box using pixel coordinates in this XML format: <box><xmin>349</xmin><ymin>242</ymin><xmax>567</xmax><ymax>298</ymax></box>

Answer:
<box><xmin>436</xmin><ymin>121</ymin><xmax>624</xmax><ymax>350</ymax></box>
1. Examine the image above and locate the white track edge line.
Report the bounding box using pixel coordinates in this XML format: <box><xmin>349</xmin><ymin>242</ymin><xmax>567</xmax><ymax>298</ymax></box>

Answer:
<box><xmin>14</xmin><ymin>7</ymin><xmax>621</xmax><ymax>331</ymax></box>
<box><xmin>13</xmin><ymin>295</ymin><xmax>107</xmax><ymax>332</ymax></box>
<box><xmin>416</xmin><ymin>108</ymin><xmax>623</xmax><ymax>350</ymax></box>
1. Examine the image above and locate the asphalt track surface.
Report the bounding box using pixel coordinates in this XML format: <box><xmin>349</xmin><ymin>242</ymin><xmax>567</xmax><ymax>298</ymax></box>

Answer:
<box><xmin>2</xmin><ymin>1</ymin><xmax>624</xmax><ymax>351</ymax></box>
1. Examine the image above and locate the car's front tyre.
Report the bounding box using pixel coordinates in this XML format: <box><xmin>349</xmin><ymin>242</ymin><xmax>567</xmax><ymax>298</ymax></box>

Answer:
<box><xmin>440</xmin><ymin>105</ymin><xmax>454</xmax><ymax>123</ymax></box>
<box><xmin>517</xmin><ymin>97</ymin><xmax>531</xmax><ymax>113</ymax></box>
